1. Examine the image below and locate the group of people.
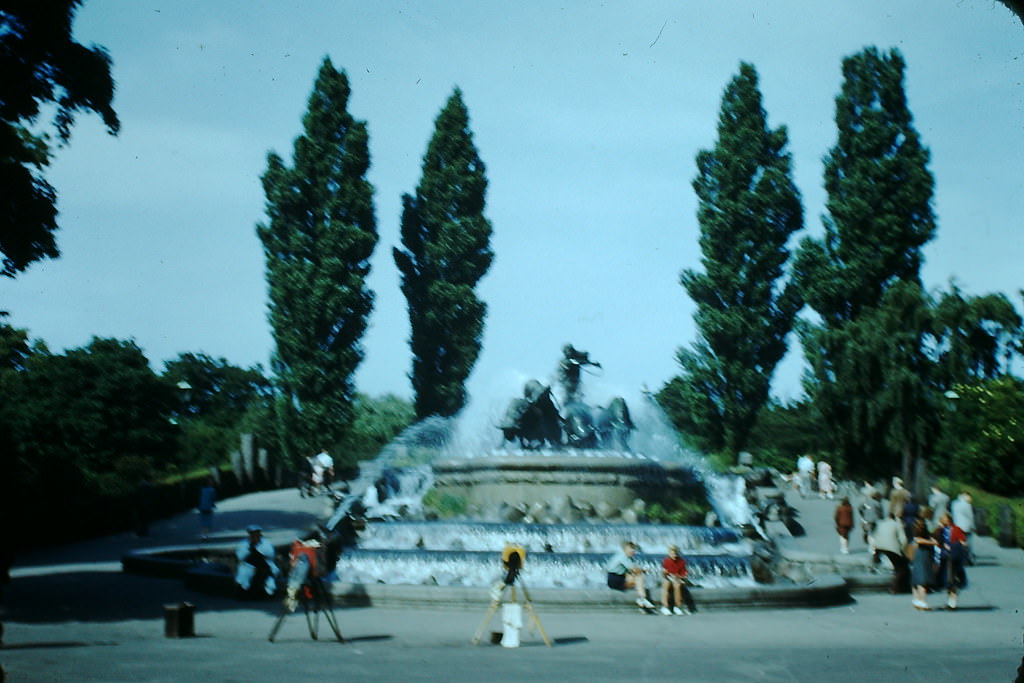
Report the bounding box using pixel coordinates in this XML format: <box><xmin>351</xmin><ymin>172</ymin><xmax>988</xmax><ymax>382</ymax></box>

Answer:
<box><xmin>604</xmin><ymin>541</ymin><xmax>696</xmax><ymax>616</ymax></box>
<box><xmin>854</xmin><ymin>477</ymin><xmax>975</xmax><ymax>611</ymax></box>
<box><xmin>193</xmin><ymin>448</ymin><xmax>338</xmax><ymax>599</ymax></box>
<box><xmin>232</xmin><ymin>524</ymin><xmax>343</xmax><ymax>606</ymax></box>
<box><xmin>793</xmin><ymin>454</ymin><xmax>836</xmax><ymax>499</ymax></box>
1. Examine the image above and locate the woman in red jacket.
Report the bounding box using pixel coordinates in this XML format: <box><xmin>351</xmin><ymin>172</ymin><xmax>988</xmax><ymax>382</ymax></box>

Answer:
<box><xmin>834</xmin><ymin>497</ymin><xmax>855</xmax><ymax>554</ymax></box>
<box><xmin>934</xmin><ymin>513</ymin><xmax>968</xmax><ymax>609</ymax></box>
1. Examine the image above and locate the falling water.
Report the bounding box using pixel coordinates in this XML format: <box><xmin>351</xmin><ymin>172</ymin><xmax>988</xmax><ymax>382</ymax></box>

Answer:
<box><xmin>437</xmin><ymin>379</ymin><xmax>754</xmax><ymax>527</ymax></box>
<box><xmin>336</xmin><ymin>549</ymin><xmax>754</xmax><ymax>589</ymax></box>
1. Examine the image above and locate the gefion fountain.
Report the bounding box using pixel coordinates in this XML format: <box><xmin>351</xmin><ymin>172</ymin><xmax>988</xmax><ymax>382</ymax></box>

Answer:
<box><xmin>329</xmin><ymin>346</ymin><xmax>762</xmax><ymax>593</ymax></box>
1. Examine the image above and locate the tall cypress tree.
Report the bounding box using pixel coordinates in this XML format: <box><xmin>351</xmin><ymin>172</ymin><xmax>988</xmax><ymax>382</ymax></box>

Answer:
<box><xmin>668</xmin><ymin>63</ymin><xmax>803</xmax><ymax>456</ymax></box>
<box><xmin>794</xmin><ymin>47</ymin><xmax>936</xmax><ymax>477</ymax></box>
<box><xmin>257</xmin><ymin>58</ymin><xmax>377</xmax><ymax>462</ymax></box>
<box><xmin>394</xmin><ymin>89</ymin><xmax>493</xmax><ymax>419</ymax></box>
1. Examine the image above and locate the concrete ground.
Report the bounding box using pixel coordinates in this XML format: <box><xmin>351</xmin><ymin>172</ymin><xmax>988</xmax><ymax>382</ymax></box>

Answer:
<box><xmin>3</xmin><ymin>485</ymin><xmax>1024</xmax><ymax>682</ymax></box>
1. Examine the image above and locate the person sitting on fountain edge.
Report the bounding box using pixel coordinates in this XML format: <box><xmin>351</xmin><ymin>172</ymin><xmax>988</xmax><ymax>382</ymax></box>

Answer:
<box><xmin>605</xmin><ymin>541</ymin><xmax>654</xmax><ymax>610</ymax></box>
<box><xmin>235</xmin><ymin>524</ymin><xmax>279</xmax><ymax>599</ymax></box>
<box><xmin>660</xmin><ymin>544</ymin><xmax>696</xmax><ymax>615</ymax></box>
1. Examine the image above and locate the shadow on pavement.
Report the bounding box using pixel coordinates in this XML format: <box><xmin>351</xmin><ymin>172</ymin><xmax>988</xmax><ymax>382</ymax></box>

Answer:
<box><xmin>341</xmin><ymin>634</ymin><xmax>393</xmax><ymax>643</ymax></box>
<box><xmin>0</xmin><ymin>570</ymin><xmax>281</xmax><ymax>624</ymax></box>
<box><xmin>12</xmin><ymin>508</ymin><xmax>324</xmax><ymax>568</ymax></box>
<box><xmin>0</xmin><ymin>640</ymin><xmax>117</xmax><ymax>650</ymax></box>
<box><xmin>553</xmin><ymin>636</ymin><xmax>589</xmax><ymax>646</ymax></box>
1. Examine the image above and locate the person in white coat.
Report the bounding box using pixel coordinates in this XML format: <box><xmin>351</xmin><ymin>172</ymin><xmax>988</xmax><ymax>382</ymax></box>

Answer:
<box><xmin>870</xmin><ymin>514</ymin><xmax>909</xmax><ymax>593</ymax></box>
<box><xmin>950</xmin><ymin>492</ymin><xmax>976</xmax><ymax>564</ymax></box>
<box><xmin>928</xmin><ymin>485</ymin><xmax>951</xmax><ymax>530</ymax></box>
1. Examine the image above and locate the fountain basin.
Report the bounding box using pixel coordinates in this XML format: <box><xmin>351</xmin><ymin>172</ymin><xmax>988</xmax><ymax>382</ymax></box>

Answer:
<box><xmin>334</xmin><ymin>548</ymin><xmax>753</xmax><ymax>589</ymax></box>
<box><xmin>331</xmin><ymin>574</ymin><xmax>852</xmax><ymax>611</ymax></box>
<box><xmin>341</xmin><ymin>520</ymin><xmax>754</xmax><ymax>589</ymax></box>
<box><xmin>356</xmin><ymin>520</ymin><xmax>746</xmax><ymax>554</ymax></box>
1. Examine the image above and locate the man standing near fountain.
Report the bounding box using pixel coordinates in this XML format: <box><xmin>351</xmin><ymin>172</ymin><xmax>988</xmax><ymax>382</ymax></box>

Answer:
<box><xmin>605</xmin><ymin>541</ymin><xmax>654</xmax><ymax>610</ymax></box>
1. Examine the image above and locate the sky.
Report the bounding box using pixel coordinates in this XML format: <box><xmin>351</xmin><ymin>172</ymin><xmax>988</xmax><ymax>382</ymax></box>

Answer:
<box><xmin>3</xmin><ymin>0</ymin><xmax>1023</xmax><ymax>411</ymax></box>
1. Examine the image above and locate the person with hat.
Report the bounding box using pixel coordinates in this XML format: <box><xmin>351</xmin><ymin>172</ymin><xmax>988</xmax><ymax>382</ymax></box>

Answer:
<box><xmin>659</xmin><ymin>544</ymin><xmax>696</xmax><ymax>615</ymax></box>
<box><xmin>889</xmin><ymin>476</ymin><xmax>911</xmax><ymax>520</ymax></box>
<box><xmin>234</xmin><ymin>524</ymin><xmax>279</xmax><ymax>598</ymax></box>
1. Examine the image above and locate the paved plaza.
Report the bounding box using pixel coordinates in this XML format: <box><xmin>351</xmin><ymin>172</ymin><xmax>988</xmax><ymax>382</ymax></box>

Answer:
<box><xmin>3</xmin><ymin>487</ymin><xmax>1024</xmax><ymax>682</ymax></box>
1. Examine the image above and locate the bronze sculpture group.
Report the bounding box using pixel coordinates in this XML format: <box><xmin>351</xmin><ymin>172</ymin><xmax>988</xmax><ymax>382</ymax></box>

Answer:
<box><xmin>498</xmin><ymin>345</ymin><xmax>634</xmax><ymax>451</ymax></box>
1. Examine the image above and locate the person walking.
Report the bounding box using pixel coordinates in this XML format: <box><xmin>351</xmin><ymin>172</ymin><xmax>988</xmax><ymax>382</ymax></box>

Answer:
<box><xmin>908</xmin><ymin>517</ymin><xmax>938</xmax><ymax>610</ymax></box>
<box><xmin>834</xmin><ymin>497</ymin><xmax>855</xmax><ymax>554</ymax></box>
<box><xmin>817</xmin><ymin>460</ymin><xmax>835</xmax><ymax>499</ymax></box>
<box><xmin>796</xmin><ymin>454</ymin><xmax>815</xmax><ymax>498</ymax></box>
<box><xmin>889</xmin><ymin>477</ymin><xmax>911</xmax><ymax>520</ymax></box>
<box><xmin>951</xmin><ymin>492</ymin><xmax>976</xmax><ymax>564</ymax></box>
<box><xmin>197</xmin><ymin>477</ymin><xmax>217</xmax><ymax>540</ymax></box>
<box><xmin>870</xmin><ymin>514</ymin><xmax>909</xmax><ymax>593</ymax></box>
<box><xmin>860</xmin><ymin>490</ymin><xmax>883</xmax><ymax>550</ymax></box>
<box><xmin>934</xmin><ymin>512</ymin><xmax>968</xmax><ymax>609</ymax></box>
<box><xmin>310</xmin><ymin>448</ymin><xmax>335</xmax><ymax>494</ymax></box>
<box><xmin>134</xmin><ymin>478</ymin><xmax>153</xmax><ymax>537</ymax></box>
<box><xmin>928</xmin><ymin>485</ymin><xmax>950</xmax><ymax>531</ymax></box>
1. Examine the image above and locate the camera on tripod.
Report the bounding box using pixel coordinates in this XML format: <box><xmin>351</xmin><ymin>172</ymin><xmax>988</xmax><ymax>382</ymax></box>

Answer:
<box><xmin>472</xmin><ymin>543</ymin><xmax>550</xmax><ymax>647</ymax></box>
<box><xmin>501</xmin><ymin>544</ymin><xmax>526</xmax><ymax>585</ymax></box>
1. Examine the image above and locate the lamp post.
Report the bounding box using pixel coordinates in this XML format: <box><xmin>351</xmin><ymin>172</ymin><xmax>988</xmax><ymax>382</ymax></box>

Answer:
<box><xmin>169</xmin><ymin>381</ymin><xmax>192</xmax><ymax>425</ymax></box>
<box><xmin>943</xmin><ymin>389</ymin><xmax>960</xmax><ymax>479</ymax></box>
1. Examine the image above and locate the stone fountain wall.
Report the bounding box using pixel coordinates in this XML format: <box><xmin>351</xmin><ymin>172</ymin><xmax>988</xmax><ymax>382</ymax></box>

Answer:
<box><xmin>431</xmin><ymin>453</ymin><xmax>706</xmax><ymax>522</ymax></box>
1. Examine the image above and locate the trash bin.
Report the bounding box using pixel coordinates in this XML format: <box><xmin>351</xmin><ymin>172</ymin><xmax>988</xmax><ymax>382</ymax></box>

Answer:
<box><xmin>164</xmin><ymin>602</ymin><xmax>195</xmax><ymax>638</ymax></box>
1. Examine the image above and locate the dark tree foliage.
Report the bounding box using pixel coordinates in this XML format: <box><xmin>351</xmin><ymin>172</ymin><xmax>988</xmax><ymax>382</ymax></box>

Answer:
<box><xmin>867</xmin><ymin>282</ymin><xmax>939</xmax><ymax>480</ymax></box>
<box><xmin>257</xmin><ymin>58</ymin><xmax>377</xmax><ymax>462</ymax></box>
<box><xmin>940</xmin><ymin>377</ymin><xmax>1024</xmax><ymax>494</ymax></box>
<box><xmin>668</xmin><ymin>63</ymin><xmax>803</xmax><ymax>456</ymax></box>
<box><xmin>794</xmin><ymin>47</ymin><xmax>936</xmax><ymax>478</ymax></box>
<box><xmin>796</xmin><ymin>47</ymin><xmax>935</xmax><ymax>325</ymax></box>
<box><xmin>932</xmin><ymin>283</ymin><xmax>1022</xmax><ymax>388</ymax></box>
<box><xmin>394</xmin><ymin>88</ymin><xmax>493</xmax><ymax>419</ymax></box>
<box><xmin>163</xmin><ymin>352</ymin><xmax>271</xmax><ymax>427</ymax></box>
<box><xmin>334</xmin><ymin>393</ymin><xmax>415</xmax><ymax>471</ymax></box>
<box><xmin>7</xmin><ymin>337</ymin><xmax>179</xmax><ymax>490</ymax></box>
<box><xmin>0</xmin><ymin>0</ymin><xmax>118</xmax><ymax>277</ymax></box>
<box><xmin>0</xmin><ymin>317</ymin><xmax>32</xmax><ymax>372</ymax></box>
<box><xmin>162</xmin><ymin>353</ymin><xmax>273</xmax><ymax>468</ymax></box>
<box><xmin>745</xmin><ymin>399</ymin><xmax>826</xmax><ymax>472</ymax></box>
<box><xmin>0</xmin><ymin>333</ymin><xmax>180</xmax><ymax>546</ymax></box>
<box><xmin>0</xmin><ymin>321</ymin><xmax>32</xmax><ymax>540</ymax></box>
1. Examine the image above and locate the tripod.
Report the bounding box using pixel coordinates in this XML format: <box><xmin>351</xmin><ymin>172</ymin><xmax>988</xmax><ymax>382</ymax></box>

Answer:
<box><xmin>471</xmin><ymin>571</ymin><xmax>551</xmax><ymax>647</ymax></box>
<box><xmin>268</xmin><ymin>552</ymin><xmax>344</xmax><ymax>643</ymax></box>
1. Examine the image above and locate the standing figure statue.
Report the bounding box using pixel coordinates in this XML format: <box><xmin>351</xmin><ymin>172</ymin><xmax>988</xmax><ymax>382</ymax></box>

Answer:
<box><xmin>558</xmin><ymin>344</ymin><xmax>601</xmax><ymax>404</ymax></box>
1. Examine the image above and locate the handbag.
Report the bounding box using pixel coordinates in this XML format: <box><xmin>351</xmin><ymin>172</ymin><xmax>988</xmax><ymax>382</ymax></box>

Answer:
<box><xmin>904</xmin><ymin>542</ymin><xmax>916</xmax><ymax>561</ymax></box>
